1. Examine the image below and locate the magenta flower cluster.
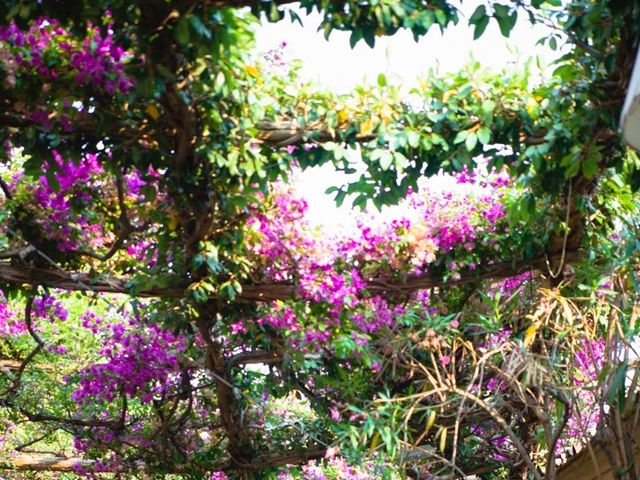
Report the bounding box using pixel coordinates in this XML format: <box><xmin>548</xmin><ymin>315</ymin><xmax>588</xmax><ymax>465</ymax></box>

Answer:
<box><xmin>0</xmin><ymin>15</ymin><xmax>133</xmax><ymax>95</ymax></box>
<box><xmin>9</xmin><ymin>150</ymin><xmax>157</xmax><ymax>256</ymax></box>
<box><xmin>28</xmin><ymin>150</ymin><xmax>107</xmax><ymax>251</ymax></box>
<box><xmin>209</xmin><ymin>472</ymin><xmax>229</xmax><ymax>480</ymax></box>
<box><xmin>277</xmin><ymin>456</ymin><xmax>390</xmax><ymax>480</ymax></box>
<box><xmin>560</xmin><ymin>338</ymin><xmax>605</xmax><ymax>449</ymax></box>
<box><xmin>0</xmin><ymin>289</ymin><xmax>68</xmax><ymax>336</ymax></box>
<box><xmin>32</xmin><ymin>292</ymin><xmax>69</xmax><ymax>322</ymax></box>
<box><xmin>72</xmin><ymin>311</ymin><xmax>187</xmax><ymax>404</ymax></box>
<box><xmin>247</xmin><ymin>185</ymin><xmax>317</xmax><ymax>282</ymax></box>
<box><xmin>0</xmin><ymin>290</ymin><xmax>25</xmax><ymax>336</ymax></box>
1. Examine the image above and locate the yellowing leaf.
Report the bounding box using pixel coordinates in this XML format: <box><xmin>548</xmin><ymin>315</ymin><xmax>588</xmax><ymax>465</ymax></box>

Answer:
<box><xmin>443</xmin><ymin>90</ymin><xmax>456</xmax><ymax>102</ymax></box>
<box><xmin>370</xmin><ymin>432</ymin><xmax>381</xmax><ymax>450</ymax></box>
<box><xmin>379</xmin><ymin>104</ymin><xmax>395</xmax><ymax>123</ymax></box>
<box><xmin>168</xmin><ymin>214</ymin><xmax>179</xmax><ymax>231</ymax></box>
<box><xmin>360</xmin><ymin>118</ymin><xmax>374</xmax><ymax>136</ymax></box>
<box><xmin>526</xmin><ymin>98</ymin><xmax>539</xmax><ymax>118</ymax></box>
<box><xmin>439</xmin><ymin>427</ymin><xmax>447</xmax><ymax>452</ymax></box>
<box><xmin>146</xmin><ymin>104</ymin><xmax>160</xmax><ymax>121</ymax></box>
<box><xmin>524</xmin><ymin>323</ymin><xmax>538</xmax><ymax>347</ymax></box>
<box><xmin>426</xmin><ymin>410</ymin><xmax>437</xmax><ymax>434</ymax></box>
<box><xmin>557</xmin><ymin>297</ymin><xmax>574</xmax><ymax>322</ymax></box>
<box><xmin>244</xmin><ymin>65</ymin><xmax>260</xmax><ymax>78</ymax></box>
<box><xmin>337</xmin><ymin>109</ymin><xmax>349</xmax><ymax>124</ymax></box>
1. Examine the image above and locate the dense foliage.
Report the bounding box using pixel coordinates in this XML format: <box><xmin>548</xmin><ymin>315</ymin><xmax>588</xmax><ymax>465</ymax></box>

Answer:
<box><xmin>1</xmin><ymin>1</ymin><xmax>640</xmax><ymax>479</ymax></box>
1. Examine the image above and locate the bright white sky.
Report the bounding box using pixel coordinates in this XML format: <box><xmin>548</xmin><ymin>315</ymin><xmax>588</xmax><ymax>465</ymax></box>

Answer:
<box><xmin>255</xmin><ymin>4</ymin><xmax>554</xmax><ymax>91</ymax></box>
<box><xmin>254</xmin><ymin>3</ymin><xmax>558</xmax><ymax>227</ymax></box>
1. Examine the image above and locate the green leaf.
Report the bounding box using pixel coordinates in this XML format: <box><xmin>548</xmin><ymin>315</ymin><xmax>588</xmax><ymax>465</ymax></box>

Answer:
<box><xmin>581</xmin><ymin>149</ymin><xmax>601</xmax><ymax>179</ymax></box>
<box><xmin>434</xmin><ymin>8</ymin><xmax>447</xmax><ymax>26</ymax></box>
<box><xmin>469</xmin><ymin>5</ymin><xmax>487</xmax><ymax>23</ymax></box>
<box><xmin>494</xmin><ymin>4</ymin><xmax>517</xmax><ymax>37</ymax></box>
<box><xmin>482</xmin><ymin>100</ymin><xmax>497</xmax><ymax>113</ymax></box>
<box><xmin>363</xmin><ymin>27</ymin><xmax>376</xmax><ymax>48</ymax></box>
<box><xmin>323</xmin><ymin>22</ymin><xmax>332</xmax><ymax>40</ymax></box>
<box><xmin>335</xmin><ymin>190</ymin><xmax>347</xmax><ymax>207</ymax></box>
<box><xmin>379</xmin><ymin>151</ymin><xmax>393</xmax><ymax>170</ymax></box>
<box><xmin>393</xmin><ymin>151</ymin><xmax>409</xmax><ymax>170</ymax></box>
<box><xmin>175</xmin><ymin>17</ymin><xmax>190</xmax><ymax>46</ymax></box>
<box><xmin>155</xmin><ymin>64</ymin><xmax>175</xmax><ymax>81</ymax></box>
<box><xmin>349</xmin><ymin>29</ymin><xmax>362</xmax><ymax>49</ymax></box>
<box><xmin>206</xmin><ymin>256</ymin><xmax>223</xmax><ymax>274</ymax></box>
<box><xmin>353</xmin><ymin>194</ymin><xmax>368</xmax><ymax>210</ymax></box>
<box><xmin>377</xmin><ymin>73</ymin><xmax>387</xmax><ymax>87</ymax></box>
<box><xmin>465</xmin><ymin>132</ymin><xmax>478</xmax><ymax>151</ymax></box>
<box><xmin>141</xmin><ymin>185</ymin><xmax>157</xmax><ymax>202</ymax></box>
<box><xmin>607</xmin><ymin>361</ymin><xmax>628</xmax><ymax>408</ymax></box>
<box><xmin>494</xmin><ymin>4</ymin><xmax>507</xmax><ymax>16</ymax></box>
<box><xmin>552</xmin><ymin>64</ymin><xmax>576</xmax><ymax>81</ymax></box>
<box><xmin>268</xmin><ymin>2</ymin><xmax>284</xmax><ymax>22</ymax></box>
<box><xmin>473</xmin><ymin>15</ymin><xmax>490</xmax><ymax>40</ymax></box>
<box><xmin>45</xmin><ymin>168</ymin><xmax>61</xmax><ymax>193</ymax></box>
<box><xmin>289</xmin><ymin>9</ymin><xmax>303</xmax><ymax>25</ymax></box>
<box><xmin>629</xmin><ymin>170</ymin><xmax>640</xmax><ymax>192</ymax></box>
<box><xmin>418</xmin><ymin>10</ymin><xmax>435</xmax><ymax>32</ymax></box>
<box><xmin>564</xmin><ymin>159</ymin><xmax>580</xmax><ymax>178</ymax></box>
<box><xmin>23</xmin><ymin>156</ymin><xmax>43</xmax><ymax>177</ymax></box>
<box><xmin>469</xmin><ymin>5</ymin><xmax>490</xmax><ymax>39</ymax></box>
<box><xmin>477</xmin><ymin>127</ymin><xmax>491</xmax><ymax>145</ymax></box>
<box><xmin>188</xmin><ymin>15</ymin><xmax>211</xmax><ymax>40</ymax></box>
<box><xmin>453</xmin><ymin>130</ymin><xmax>468</xmax><ymax>144</ymax></box>
<box><xmin>407</xmin><ymin>131</ymin><xmax>420</xmax><ymax>148</ymax></box>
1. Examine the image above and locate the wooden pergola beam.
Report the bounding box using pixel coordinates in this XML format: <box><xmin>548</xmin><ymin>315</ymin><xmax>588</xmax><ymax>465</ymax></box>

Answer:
<box><xmin>0</xmin><ymin>359</ymin><xmax>22</xmax><ymax>370</ymax></box>
<box><xmin>0</xmin><ymin>252</ymin><xmax>575</xmax><ymax>302</ymax></box>
<box><xmin>1</xmin><ymin>454</ymin><xmax>94</xmax><ymax>472</ymax></box>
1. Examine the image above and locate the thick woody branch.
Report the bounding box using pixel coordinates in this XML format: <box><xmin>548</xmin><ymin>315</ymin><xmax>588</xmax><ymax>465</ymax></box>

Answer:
<box><xmin>0</xmin><ymin>252</ymin><xmax>578</xmax><ymax>302</ymax></box>
<box><xmin>17</xmin><ymin>409</ymin><xmax>123</xmax><ymax>429</ymax></box>
<box><xmin>0</xmin><ymin>263</ymin><xmax>186</xmax><ymax>297</ymax></box>
<box><xmin>256</xmin><ymin>119</ymin><xmax>375</xmax><ymax>147</ymax></box>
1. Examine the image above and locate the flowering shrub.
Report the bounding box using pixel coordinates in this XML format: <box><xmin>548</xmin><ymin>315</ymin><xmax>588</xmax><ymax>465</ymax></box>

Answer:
<box><xmin>0</xmin><ymin>291</ymin><xmax>24</xmax><ymax>336</ymax></box>
<box><xmin>28</xmin><ymin>151</ymin><xmax>106</xmax><ymax>251</ymax></box>
<box><xmin>72</xmin><ymin>310</ymin><xmax>187</xmax><ymax>404</ymax></box>
<box><xmin>237</xmin><ymin>172</ymin><xmax>515</xmax><ymax>360</ymax></box>
<box><xmin>560</xmin><ymin>338</ymin><xmax>606</xmax><ymax>449</ymax></box>
<box><xmin>0</xmin><ymin>14</ymin><xmax>133</xmax><ymax>96</ymax></box>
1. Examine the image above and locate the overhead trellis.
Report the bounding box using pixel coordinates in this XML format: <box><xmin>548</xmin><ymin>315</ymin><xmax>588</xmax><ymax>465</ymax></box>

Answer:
<box><xmin>0</xmin><ymin>1</ymin><xmax>639</xmax><ymax>479</ymax></box>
